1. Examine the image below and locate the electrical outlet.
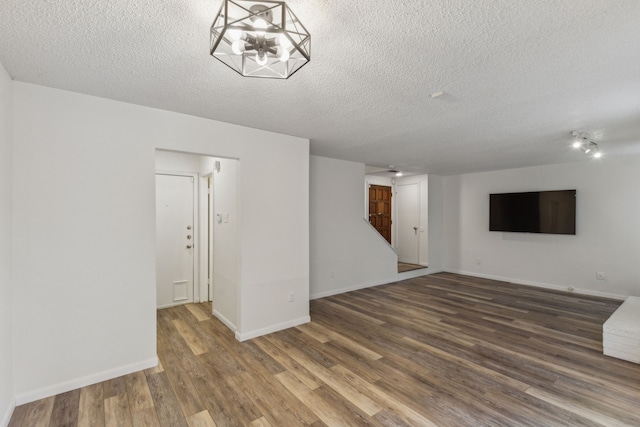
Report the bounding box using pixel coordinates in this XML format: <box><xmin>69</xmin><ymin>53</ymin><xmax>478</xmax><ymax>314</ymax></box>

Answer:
<box><xmin>567</xmin><ymin>286</ymin><xmax>574</xmax><ymax>292</ymax></box>
<box><xmin>288</xmin><ymin>291</ymin><xmax>295</xmax><ymax>302</ymax></box>
<box><xmin>476</xmin><ymin>258</ymin><xmax>482</xmax><ymax>265</ymax></box>
<box><xmin>596</xmin><ymin>272</ymin><xmax>606</xmax><ymax>280</ymax></box>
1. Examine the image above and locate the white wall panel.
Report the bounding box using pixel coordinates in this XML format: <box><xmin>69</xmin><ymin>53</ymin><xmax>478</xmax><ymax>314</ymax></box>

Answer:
<box><xmin>211</xmin><ymin>158</ymin><xmax>239</xmax><ymax>330</ymax></box>
<box><xmin>310</xmin><ymin>156</ymin><xmax>398</xmax><ymax>298</ymax></box>
<box><xmin>11</xmin><ymin>82</ymin><xmax>309</xmax><ymax>399</ymax></box>
<box><xmin>442</xmin><ymin>158</ymin><xmax>640</xmax><ymax>298</ymax></box>
<box><xmin>0</xmin><ymin>59</ymin><xmax>15</xmax><ymax>427</ymax></box>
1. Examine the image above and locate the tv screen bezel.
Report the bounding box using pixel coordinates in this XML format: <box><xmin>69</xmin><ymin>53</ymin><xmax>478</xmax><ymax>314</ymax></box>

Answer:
<box><xmin>489</xmin><ymin>189</ymin><xmax>576</xmax><ymax>235</ymax></box>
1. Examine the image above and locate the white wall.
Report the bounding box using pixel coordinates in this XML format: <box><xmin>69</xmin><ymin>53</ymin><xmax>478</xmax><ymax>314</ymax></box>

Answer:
<box><xmin>442</xmin><ymin>156</ymin><xmax>640</xmax><ymax>298</ymax></box>
<box><xmin>310</xmin><ymin>156</ymin><xmax>398</xmax><ymax>298</ymax></box>
<box><xmin>11</xmin><ymin>82</ymin><xmax>309</xmax><ymax>401</ymax></box>
<box><xmin>195</xmin><ymin>155</ymin><xmax>240</xmax><ymax>329</ymax></box>
<box><xmin>0</xmin><ymin>61</ymin><xmax>14</xmax><ymax>427</ymax></box>
<box><xmin>155</xmin><ymin>150</ymin><xmax>204</xmax><ymax>173</ymax></box>
<box><xmin>211</xmin><ymin>159</ymin><xmax>239</xmax><ymax>330</ymax></box>
<box><xmin>364</xmin><ymin>175</ymin><xmax>393</xmax><ymax>187</ymax></box>
<box><xmin>427</xmin><ymin>175</ymin><xmax>445</xmax><ymax>273</ymax></box>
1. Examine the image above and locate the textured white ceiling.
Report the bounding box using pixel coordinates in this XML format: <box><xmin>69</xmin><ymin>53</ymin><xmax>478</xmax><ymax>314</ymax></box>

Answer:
<box><xmin>2</xmin><ymin>0</ymin><xmax>640</xmax><ymax>175</ymax></box>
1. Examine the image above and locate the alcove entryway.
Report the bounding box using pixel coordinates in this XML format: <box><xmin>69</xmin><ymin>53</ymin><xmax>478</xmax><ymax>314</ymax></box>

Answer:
<box><xmin>155</xmin><ymin>150</ymin><xmax>240</xmax><ymax>334</ymax></box>
<box><xmin>365</xmin><ymin>167</ymin><xmax>430</xmax><ymax>273</ymax></box>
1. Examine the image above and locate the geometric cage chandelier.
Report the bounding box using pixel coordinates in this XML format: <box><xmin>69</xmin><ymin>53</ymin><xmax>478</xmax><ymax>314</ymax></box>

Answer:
<box><xmin>210</xmin><ymin>0</ymin><xmax>311</xmax><ymax>79</ymax></box>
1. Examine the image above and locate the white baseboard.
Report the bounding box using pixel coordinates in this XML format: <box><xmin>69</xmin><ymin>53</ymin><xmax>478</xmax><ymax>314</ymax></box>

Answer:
<box><xmin>1</xmin><ymin>397</ymin><xmax>15</xmax><ymax>427</ymax></box>
<box><xmin>15</xmin><ymin>357</ymin><xmax>158</xmax><ymax>405</ymax></box>
<box><xmin>397</xmin><ymin>267</ymin><xmax>436</xmax><ymax>280</ymax></box>
<box><xmin>445</xmin><ymin>269</ymin><xmax>627</xmax><ymax>300</ymax></box>
<box><xmin>157</xmin><ymin>301</ymin><xmax>191</xmax><ymax>309</ymax></box>
<box><xmin>310</xmin><ymin>268</ymin><xmax>442</xmax><ymax>300</ymax></box>
<box><xmin>235</xmin><ymin>316</ymin><xmax>311</xmax><ymax>342</ymax></box>
<box><xmin>213</xmin><ymin>309</ymin><xmax>237</xmax><ymax>333</ymax></box>
<box><xmin>310</xmin><ymin>277</ymin><xmax>397</xmax><ymax>300</ymax></box>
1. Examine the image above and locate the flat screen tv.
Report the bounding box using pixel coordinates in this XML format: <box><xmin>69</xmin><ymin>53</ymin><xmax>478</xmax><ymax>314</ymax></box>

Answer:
<box><xmin>489</xmin><ymin>190</ymin><xmax>576</xmax><ymax>235</ymax></box>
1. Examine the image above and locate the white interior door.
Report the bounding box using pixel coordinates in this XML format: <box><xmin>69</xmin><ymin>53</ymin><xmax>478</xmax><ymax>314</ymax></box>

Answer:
<box><xmin>156</xmin><ymin>174</ymin><xmax>195</xmax><ymax>308</ymax></box>
<box><xmin>397</xmin><ymin>183</ymin><xmax>420</xmax><ymax>264</ymax></box>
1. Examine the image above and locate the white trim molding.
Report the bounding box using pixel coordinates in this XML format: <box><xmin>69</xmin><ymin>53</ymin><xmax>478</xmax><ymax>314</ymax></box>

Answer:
<box><xmin>445</xmin><ymin>270</ymin><xmax>627</xmax><ymax>301</ymax></box>
<box><xmin>311</xmin><ymin>268</ymin><xmax>440</xmax><ymax>300</ymax></box>
<box><xmin>1</xmin><ymin>398</ymin><xmax>15</xmax><ymax>427</ymax></box>
<box><xmin>235</xmin><ymin>316</ymin><xmax>311</xmax><ymax>342</ymax></box>
<box><xmin>15</xmin><ymin>357</ymin><xmax>158</xmax><ymax>406</ymax></box>
<box><xmin>213</xmin><ymin>309</ymin><xmax>237</xmax><ymax>333</ymax></box>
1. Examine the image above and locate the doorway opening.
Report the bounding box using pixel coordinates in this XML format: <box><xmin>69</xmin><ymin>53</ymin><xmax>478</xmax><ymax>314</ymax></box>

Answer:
<box><xmin>154</xmin><ymin>151</ymin><xmax>240</xmax><ymax>331</ymax></box>
<box><xmin>364</xmin><ymin>168</ymin><xmax>429</xmax><ymax>273</ymax></box>
<box><xmin>368</xmin><ymin>184</ymin><xmax>392</xmax><ymax>244</ymax></box>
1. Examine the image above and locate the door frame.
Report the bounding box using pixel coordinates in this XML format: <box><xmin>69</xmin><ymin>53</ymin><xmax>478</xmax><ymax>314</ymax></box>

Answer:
<box><xmin>155</xmin><ymin>171</ymin><xmax>200</xmax><ymax>305</ymax></box>
<box><xmin>199</xmin><ymin>173</ymin><xmax>214</xmax><ymax>303</ymax></box>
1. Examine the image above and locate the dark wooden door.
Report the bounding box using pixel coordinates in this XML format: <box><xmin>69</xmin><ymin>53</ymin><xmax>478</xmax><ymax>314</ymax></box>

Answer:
<box><xmin>369</xmin><ymin>184</ymin><xmax>392</xmax><ymax>244</ymax></box>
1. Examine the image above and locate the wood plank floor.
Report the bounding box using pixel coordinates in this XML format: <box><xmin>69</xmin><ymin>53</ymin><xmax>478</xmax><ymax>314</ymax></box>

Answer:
<box><xmin>397</xmin><ymin>263</ymin><xmax>426</xmax><ymax>273</ymax></box>
<box><xmin>9</xmin><ymin>272</ymin><xmax>640</xmax><ymax>426</ymax></box>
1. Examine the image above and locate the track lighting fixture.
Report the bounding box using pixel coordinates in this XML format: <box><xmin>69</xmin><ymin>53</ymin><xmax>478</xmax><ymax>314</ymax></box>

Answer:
<box><xmin>571</xmin><ymin>131</ymin><xmax>602</xmax><ymax>159</ymax></box>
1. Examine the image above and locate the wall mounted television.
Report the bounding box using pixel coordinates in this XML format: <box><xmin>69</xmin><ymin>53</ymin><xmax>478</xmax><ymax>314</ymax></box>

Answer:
<box><xmin>489</xmin><ymin>190</ymin><xmax>576</xmax><ymax>235</ymax></box>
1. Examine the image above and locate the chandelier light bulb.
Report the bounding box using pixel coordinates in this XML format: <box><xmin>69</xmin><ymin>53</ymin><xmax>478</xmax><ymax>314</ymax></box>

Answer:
<box><xmin>228</xmin><ymin>28</ymin><xmax>243</xmax><ymax>41</ymax></box>
<box><xmin>255</xmin><ymin>51</ymin><xmax>268</xmax><ymax>66</ymax></box>
<box><xmin>278</xmin><ymin>48</ymin><xmax>290</xmax><ymax>62</ymax></box>
<box><xmin>253</xmin><ymin>19</ymin><xmax>267</xmax><ymax>36</ymax></box>
<box><xmin>593</xmin><ymin>151</ymin><xmax>602</xmax><ymax>159</ymax></box>
<box><xmin>279</xmin><ymin>34</ymin><xmax>292</xmax><ymax>49</ymax></box>
<box><xmin>232</xmin><ymin>40</ymin><xmax>245</xmax><ymax>55</ymax></box>
<box><xmin>572</xmin><ymin>141</ymin><xmax>582</xmax><ymax>149</ymax></box>
<box><xmin>253</xmin><ymin>18</ymin><xmax>268</xmax><ymax>29</ymax></box>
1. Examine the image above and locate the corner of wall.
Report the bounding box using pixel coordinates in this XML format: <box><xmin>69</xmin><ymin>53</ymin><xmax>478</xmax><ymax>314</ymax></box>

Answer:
<box><xmin>234</xmin><ymin>315</ymin><xmax>310</xmax><ymax>342</ymax></box>
<box><xmin>310</xmin><ymin>156</ymin><xmax>398</xmax><ymax>298</ymax></box>
<box><xmin>1</xmin><ymin>399</ymin><xmax>15</xmax><ymax>427</ymax></box>
<box><xmin>0</xmin><ymin>60</ymin><xmax>15</xmax><ymax>427</ymax></box>
<box><xmin>427</xmin><ymin>174</ymin><xmax>445</xmax><ymax>272</ymax></box>
<box><xmin>14</xmin><ymin>357</ymin><xmax>158</xmax><ymax>406</ymax></box>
